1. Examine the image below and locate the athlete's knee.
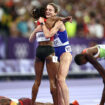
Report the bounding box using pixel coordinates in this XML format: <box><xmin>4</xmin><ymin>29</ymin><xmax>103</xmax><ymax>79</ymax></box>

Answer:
<box><xmin>32</xmin><ymin>80</ymin><xmax>41</xmax><ymax>90</ymax></box>
<box><xmin>57</xmin><ymin>76</ymin><xmax>65</xmax><ymax>85</ymax></box>
<box><xmin>50</xmin><ymin>81</ymin><xmax>56</xmax><ymax>94</ymax></box>
<box><xmin>35</xmin><ymin>80</ymin><xmax>41</xmax><ymax>87</ymax></box>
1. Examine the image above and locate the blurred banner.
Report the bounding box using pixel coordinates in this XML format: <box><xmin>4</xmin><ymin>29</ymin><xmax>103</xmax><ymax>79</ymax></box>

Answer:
<box><xmin>7</xmin><ymin>37</ymin><xmax>35</xmax><ymax>59</ymax></box>
<box><xmin>0</xmin><ymin>36</ymin><xmax>6</xmax><ymax>59</ymax></box>
<box><xmin>0</xmin><ymin>36</ymin><xmax>105</xmax><ymax>76</ymax></box>
<box><xmin>0</xmin><ymin>59</ymin><xmax>35</xmax><ymax>76</ymax></box>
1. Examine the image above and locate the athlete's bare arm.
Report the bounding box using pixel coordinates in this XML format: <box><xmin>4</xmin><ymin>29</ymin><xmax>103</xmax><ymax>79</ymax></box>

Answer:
<box><xmin>85</xmin><ymin>54</ymin><xmax>105</xmax><ymax>80</ymax></box>
<box><xmin>50</xmin><ymin>16</ymin><xmax>72</xmax><ymax>22</ymax></box>
<box><xmin>60</xmin><ymin>16</ymin><xmax>72</xmax><ymax>23</ymax></box>
<box><xmin>82</xmin><ymin>46</ymin><xmax>99</xmax><ymax>58</ymax></box>
<box><xmin>29</xmin><ymin>25</ymin><xmax>42</xmax><ymax>42</ymax></box>
<box><xmin>42</xmin><ymin>21</ymin><xmax>62</xmax><ymax>38</ymax></box>
<box><xmin>29</xmin><ymin>17</ymin><xmax>63</xmax><ymax>42</ymax></box>
<box><xmin>39</xmin><ymin>18</ymin><xmax>65</xmax><ymax>38</ymax></box>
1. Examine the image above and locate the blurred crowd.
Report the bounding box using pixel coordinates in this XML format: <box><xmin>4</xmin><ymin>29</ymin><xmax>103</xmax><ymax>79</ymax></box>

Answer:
<box><xmin>0</xmin><ymin>0</ymin><xmax>105</xmax><ymax>39</ymax></box>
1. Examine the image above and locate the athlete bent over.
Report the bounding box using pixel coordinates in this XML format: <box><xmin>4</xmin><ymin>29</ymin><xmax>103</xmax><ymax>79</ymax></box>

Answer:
<box><xmin>74</xmin><ymin>44</ymin><xmax>105</xmax><ymax>105</ymax></box>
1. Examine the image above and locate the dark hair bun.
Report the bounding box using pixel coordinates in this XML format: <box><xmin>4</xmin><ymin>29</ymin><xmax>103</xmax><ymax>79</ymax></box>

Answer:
<box><xmin>32</xmin><ymin>7</ymin><xmax>46</xmax><ymax>20</ymax></box>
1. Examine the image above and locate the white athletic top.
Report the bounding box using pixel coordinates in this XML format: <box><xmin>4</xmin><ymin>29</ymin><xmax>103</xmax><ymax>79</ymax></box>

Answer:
<box><xmin>36</xmin><ymin>31</ymin><xmax>50</xmax><ymax>42</ymax></box>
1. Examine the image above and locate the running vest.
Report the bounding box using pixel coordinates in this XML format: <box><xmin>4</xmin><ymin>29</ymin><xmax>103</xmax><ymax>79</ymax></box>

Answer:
<box><xmin>54</xmin><ymin>30</ymin><xmax>69</xmax><ymax>47</ymax></box>
<box><xmin>36</xmin><ymin>20</ymin><xmax>54</xmax><ymax>42</ymax></box>
<box><xmin>97</xmin><ymin>45</ymin><xmax>105</xmax><ymax>58</ymax></box>
<box><xmin>36</xmin><ymin>31</ymin><xmax>50</xmax><ymax>42</ymax></box>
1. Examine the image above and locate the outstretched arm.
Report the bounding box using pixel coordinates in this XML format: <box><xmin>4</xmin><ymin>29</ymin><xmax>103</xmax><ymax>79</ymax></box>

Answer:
<box><xmin>52</xmin><ymin>16</ymin><xmax>72</xmax><ymax>23</ymax></box>
<box><xmin>82</xmin><ymin>46</ymin><xmax>99</xmax><ymax>59</ymax></box>
<box><xmin>60</xmin><ymin>16</ymin><xmax>72</xmax><ymax>23</ymax></box>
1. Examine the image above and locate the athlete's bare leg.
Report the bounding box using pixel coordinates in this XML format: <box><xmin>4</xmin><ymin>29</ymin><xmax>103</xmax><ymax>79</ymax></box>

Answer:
<box><xmin>57</xmin><ymin>81</ymin><xmax>65</xmax><ymax>105</ymax></box>
<box><xmin>46</xmin><ymin>54</ymin><xmax>59</xmax><ymax>105</ymax></box>
<box><xmin>31</xmin><ymin>58</ymin><xmax>44</xmax><ymax>105</ymax></box>
<box><xmin>57</xmin><ymin>52</ymin><xmax>72</xmax><ymax>105</ymax></box>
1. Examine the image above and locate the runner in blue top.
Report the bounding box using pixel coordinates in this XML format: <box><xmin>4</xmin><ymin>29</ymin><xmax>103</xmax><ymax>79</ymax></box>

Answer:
<box><xmin>39</xmin><ymin>3</ymin><xmax>72</xmax><ymax>105</ymax></box>
<box><xmin>53</xmin><ymin>30</ymin><xmax>72</xmax><ymax>61</ymax></box>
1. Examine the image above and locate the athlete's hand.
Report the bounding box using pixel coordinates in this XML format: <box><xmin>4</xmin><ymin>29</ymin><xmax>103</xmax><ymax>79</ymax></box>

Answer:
<box><xmin>63</xmin><ymin>16</ymin><xmax>72</xmax><ymax>23</ymax></box>
<box><xmin>29</xmin><ymin>36</ymin><xmax>34</xmax><ymax>42</ymax></box>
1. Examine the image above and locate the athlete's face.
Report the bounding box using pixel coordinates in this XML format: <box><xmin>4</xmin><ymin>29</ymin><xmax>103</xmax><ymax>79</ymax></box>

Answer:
<box><xmin>78</xmin><ymin>54</ymin><xmax>88</xmax><ymax>65</ymax></box>
<box><xmin>45</xmin><ymin>5</ymin><xmax>57</xmax><ymax>18</ymax></box>
<box><xmin>80</xmin><ymin>58</ymin><xmax>87</xmax><ymax>65</ymax></box>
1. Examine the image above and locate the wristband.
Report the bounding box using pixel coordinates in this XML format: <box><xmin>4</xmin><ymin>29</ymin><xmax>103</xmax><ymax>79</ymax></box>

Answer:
<box><xmin>40</xmin><ymin>22</ymin><xmax>45</xmax><ymax>25</ymax></box>
<box><xmin>82</xmin><ymin>49</ymin><xmax>87</xmax><ymax>54</ymax></box>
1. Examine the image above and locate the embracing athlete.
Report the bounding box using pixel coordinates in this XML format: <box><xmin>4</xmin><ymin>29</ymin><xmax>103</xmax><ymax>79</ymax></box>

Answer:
<box><xmin>38</xmin><ymin>3</ymin><xmax>73</xmax><ymax>105</ymax></box>
<box><xmin>29</xmin><ymin>3</ymin><xmax>77</xmax><ymax>105</ymax></box>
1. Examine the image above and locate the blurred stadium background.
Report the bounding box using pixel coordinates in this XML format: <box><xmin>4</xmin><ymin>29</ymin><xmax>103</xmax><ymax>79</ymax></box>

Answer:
<box><xmin>0</xmin><ymin>0</ymin><xmax>105</xmax><ymax>79</ymax></box>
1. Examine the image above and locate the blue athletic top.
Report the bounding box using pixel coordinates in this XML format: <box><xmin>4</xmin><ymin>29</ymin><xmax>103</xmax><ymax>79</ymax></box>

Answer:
<box><xmin>54</xmin><ymin>30</ymin><xmax>69</xmax><ymax>47</ymax></box>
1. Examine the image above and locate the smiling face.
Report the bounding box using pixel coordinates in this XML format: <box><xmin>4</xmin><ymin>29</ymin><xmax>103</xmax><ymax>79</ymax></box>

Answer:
<box><xmin>45</xmin><ymin>4</ymin><xmax>57</xmax><ymax>18</ymax></box>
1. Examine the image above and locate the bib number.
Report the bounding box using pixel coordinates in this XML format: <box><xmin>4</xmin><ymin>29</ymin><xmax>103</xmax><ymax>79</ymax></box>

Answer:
<box><xmin>52</xmin><ymin>56</ymin><xmax>58</xmax><ymax>63</ymax></box>
<box><xmin>65</xmin><ymin>45</ymin><xmax>72</xmax><ymax>52</ymax></box>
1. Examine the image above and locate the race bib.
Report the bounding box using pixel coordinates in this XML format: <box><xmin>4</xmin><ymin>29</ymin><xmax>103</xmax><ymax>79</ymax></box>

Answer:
<box><xmin>65</xmin><ymin>45</ymin><xmax>72</xmax><ymax>52</ymax></box>
<box><xmin>52</xmin><ymin>56</ymin><xmax>58</xmax><ymax>63</ymax></box>
<box><xmin>36</xmin><ymin>32</ymin><xmax>50</xmax><ymax>42</ymax></box>
<box><xmin>54</xmin><ymin>37</ymin><xmax>62</xmax><ymax>47</ymax></box>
